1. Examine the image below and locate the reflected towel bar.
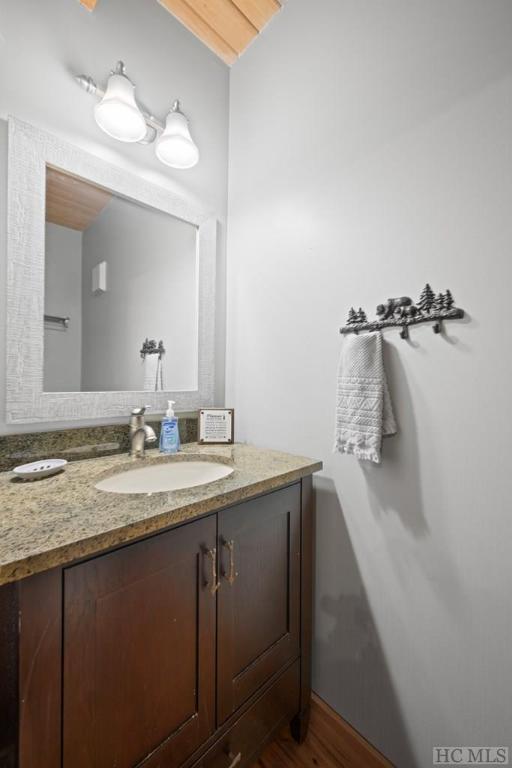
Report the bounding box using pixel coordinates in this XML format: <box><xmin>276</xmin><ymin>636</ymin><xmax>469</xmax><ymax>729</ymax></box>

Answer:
<box><xmin>44</xmin><ymin>314</ymin><xmax>70</xmax><ymax>328</ymax></box>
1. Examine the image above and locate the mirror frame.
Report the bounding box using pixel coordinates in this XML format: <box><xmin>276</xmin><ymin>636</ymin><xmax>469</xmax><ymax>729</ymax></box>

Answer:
<box><xmin>6</xmin><ymin>117</ymin><xmax>216</xmax><ymax>424</ymax></box>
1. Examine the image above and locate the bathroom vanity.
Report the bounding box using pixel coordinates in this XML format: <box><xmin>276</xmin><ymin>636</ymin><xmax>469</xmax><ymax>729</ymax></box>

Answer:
<box><xmin>0</xmin><ymin>443</ymin><xmax>321</xmax><ymax>768</ymax></box>
<box><xmin>2</xmin><ymin>119</ymin><xmax>321</xmax><ymax>768</ymax></box>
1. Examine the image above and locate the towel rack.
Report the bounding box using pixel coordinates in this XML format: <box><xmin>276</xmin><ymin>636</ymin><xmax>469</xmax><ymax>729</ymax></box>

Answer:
<box><xmin>140</xmin><ymin>338</ymin><xmax>165</xmax><ymax>359</ymax></box>
<box><xmin>340</xmin><ymin>284</ymin><xmax>464</xmax><ymax>340</ymax></box>
<box><xmin>44</xmin><ymin>314</ymin><xmax>70</xmax><ymax>328</ymax></box>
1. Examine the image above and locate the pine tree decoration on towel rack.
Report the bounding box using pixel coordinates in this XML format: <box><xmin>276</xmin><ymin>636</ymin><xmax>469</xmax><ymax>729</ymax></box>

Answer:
<box><xmin>340</xmin><ymin>284</ymin><xmax>464</xmax><ymax>338</ymax></box>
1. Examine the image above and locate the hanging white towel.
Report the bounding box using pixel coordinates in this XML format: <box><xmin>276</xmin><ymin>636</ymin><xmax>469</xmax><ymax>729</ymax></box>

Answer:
<box><xmin>143</xmin><ymin>354</ymin><xmax>164</xmax><ymax>391</ymax></box>
<box><xmin>334</xmin><ymin>331</ymin><xmax>396</xmax><ymax>463</ymax></box>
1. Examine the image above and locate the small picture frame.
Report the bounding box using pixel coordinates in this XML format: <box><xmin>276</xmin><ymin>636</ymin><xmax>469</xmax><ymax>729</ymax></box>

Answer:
<box><xmin>198</xmin><ymin>408</ymin><xmax>235</xmax><ymax>445</ymax></box>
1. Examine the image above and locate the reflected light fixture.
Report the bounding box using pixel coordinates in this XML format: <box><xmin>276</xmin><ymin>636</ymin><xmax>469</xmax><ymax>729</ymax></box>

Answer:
<box><xmin>75</xmin><ymin>61</ymin><xmax>199</xmax><ymax>169</ymax></box>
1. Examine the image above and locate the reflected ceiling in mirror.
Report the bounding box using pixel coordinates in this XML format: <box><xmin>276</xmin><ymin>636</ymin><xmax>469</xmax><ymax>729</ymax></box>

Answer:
<box><xmin>43</xmin><ymin>167</ymin><xmax>198</xmax><ymax>394</ymax></box>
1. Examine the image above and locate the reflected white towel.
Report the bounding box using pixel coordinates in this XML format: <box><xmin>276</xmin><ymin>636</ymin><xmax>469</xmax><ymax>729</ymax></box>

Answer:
<box><xmin>143</xmin><ymin>354</ymin><xmax>164</xmax><ymax>391</ymax></box>
<box><xmin>334</xmin><ymin>331</ymin><xmax>396</xmax><ymax>463</ymax></box>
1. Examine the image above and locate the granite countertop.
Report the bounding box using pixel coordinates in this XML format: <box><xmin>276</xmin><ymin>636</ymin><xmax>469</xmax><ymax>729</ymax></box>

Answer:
<box><xmin>0</xmin><ymin>443</ymin><xmax>322</xmax><ymax>586</ymax></box>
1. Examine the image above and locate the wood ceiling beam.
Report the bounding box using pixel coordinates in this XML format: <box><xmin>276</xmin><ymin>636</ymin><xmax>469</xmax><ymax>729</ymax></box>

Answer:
<box><xmin>157</xmin><ymin>0</ymin><xmax>239</xmax><ymax>64</ymax></box>
<box><xmin>230</xmin><ymin>0</ymin><xmax>280</xmax><ymax>31</ymax></box>
<box><xmin>178</xmin><ymin>0</ymin><xmax>258</xmax><ymax>54</ymax></box>
<box><xmin>77</xmin><ymin>0</ymin><xmax>282</xmax><ymax>64</ymax></box>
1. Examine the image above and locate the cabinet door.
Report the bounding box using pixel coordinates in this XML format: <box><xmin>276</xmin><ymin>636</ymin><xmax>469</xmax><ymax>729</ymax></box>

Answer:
<box><xmin>63</xmin><ymin>516</ymin><xmax>217</xmax><ymax>768</ymax></box>
<box><xmin>217</xmin><ymin>484</ymin><xmax>301</xmax><ymax>724</ymax></box>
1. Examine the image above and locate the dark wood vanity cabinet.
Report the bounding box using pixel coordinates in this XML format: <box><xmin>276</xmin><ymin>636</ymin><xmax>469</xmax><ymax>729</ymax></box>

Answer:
<box><xmin>216</xmin><ymin>484</ymin><xmax>301</xmax><ymax>725</ymax></box>
<box><xmin>63</xmin><ymin>516</ymin><xmax>217</xmax><ymax>768</ymax></box>
<box><xmin>1</xmin><ymin>477</ymin><xmax>313</xmax><ymax>768</ymax></box>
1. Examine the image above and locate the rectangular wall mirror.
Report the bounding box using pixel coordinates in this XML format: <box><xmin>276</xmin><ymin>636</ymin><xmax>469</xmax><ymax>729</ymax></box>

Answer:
<box><xmin>44</xmin><ymin>167</ymin><xmax>198</xmax><ymax>394</ymax></box>
<box><xmin>7</xmin><ymin>118</ymin><xmax>216</xmax><ymax>424</ymax></box>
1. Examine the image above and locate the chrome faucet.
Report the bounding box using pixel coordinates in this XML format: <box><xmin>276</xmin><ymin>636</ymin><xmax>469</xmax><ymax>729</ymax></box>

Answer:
<box><xmin>129</xmin><ymin>406</ymin><xmax>157</xmax><ymax>459</ymax></box>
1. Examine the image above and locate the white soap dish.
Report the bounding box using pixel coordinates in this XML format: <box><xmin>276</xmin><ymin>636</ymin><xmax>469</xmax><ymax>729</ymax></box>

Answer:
<box><xmin>13</xmin><ymin>459</ymin><xmax>67</xmax><ymax>480</ymax></box>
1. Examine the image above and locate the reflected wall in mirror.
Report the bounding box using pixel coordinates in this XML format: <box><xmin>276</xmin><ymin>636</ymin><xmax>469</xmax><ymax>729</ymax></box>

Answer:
<box><xmin>44</xmin><ymin>167</ymin><xmax>198</xmax><ymax>393</ymax></box>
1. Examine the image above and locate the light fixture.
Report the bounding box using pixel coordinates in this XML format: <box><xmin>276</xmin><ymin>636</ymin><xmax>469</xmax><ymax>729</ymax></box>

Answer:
<box><xmin>156</xmin><ymin>101</ymin><xmax>200</xmax><ymax>169</ymax></box>
<box><xmin>93</xmin><ymin>62</ymin><xmax>146</xmax><ymax>143</ymax></box>
<box><xmin>75</xmin><ymin>62</ymin><xmax>199</xmax><ymax>169</ymax></box>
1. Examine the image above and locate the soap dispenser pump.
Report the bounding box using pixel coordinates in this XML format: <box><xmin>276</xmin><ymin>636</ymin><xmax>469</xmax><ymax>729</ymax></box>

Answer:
<box><xmin>159</xmin><ymin>400</ymin><xmax>180</xmax><ymax>454</ymax></box>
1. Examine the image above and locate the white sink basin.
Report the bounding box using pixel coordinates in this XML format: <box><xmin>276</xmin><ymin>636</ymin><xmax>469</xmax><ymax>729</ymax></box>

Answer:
<box><xmin>95</xmin><ymin>460</ymin><xmax>234</xmax><ymax>494</ymax></box>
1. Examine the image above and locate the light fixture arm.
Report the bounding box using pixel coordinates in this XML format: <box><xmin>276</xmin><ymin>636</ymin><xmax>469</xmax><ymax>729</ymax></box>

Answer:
<box><xmin>112</xmin><ymin>60</ymin><xmax>127</xmax><ymax>77</ymax></box>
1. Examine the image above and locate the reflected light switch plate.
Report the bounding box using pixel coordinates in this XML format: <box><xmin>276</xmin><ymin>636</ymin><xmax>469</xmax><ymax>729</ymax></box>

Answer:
<box><xmin>92</xmin><ymin>261</ymin><xmax>107</xmax><ymax>294</ymax></box>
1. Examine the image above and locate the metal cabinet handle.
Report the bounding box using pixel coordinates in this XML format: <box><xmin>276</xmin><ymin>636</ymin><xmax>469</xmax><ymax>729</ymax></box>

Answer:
<box><xmin>205</xmin><ymin>547</ymin><xmax>220</xmax><ymax>595</ymax></box>
<box><xmin>222</xmin><ymin>539</ymin><xmax>238</xmax><ymax>586</ymax></box>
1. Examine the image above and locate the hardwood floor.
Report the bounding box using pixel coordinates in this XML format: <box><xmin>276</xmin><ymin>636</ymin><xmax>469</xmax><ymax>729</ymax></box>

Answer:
<box><xmin>253</xmin><ymin>694</ymin><xmax>393</xmax><ymax>768</ymax></box>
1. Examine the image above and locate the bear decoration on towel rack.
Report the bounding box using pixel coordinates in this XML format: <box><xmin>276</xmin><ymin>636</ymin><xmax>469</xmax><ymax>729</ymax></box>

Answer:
<box><xmin>140</xmin><ymin>338</ymin><xmax>166</xmax><ymax>359</ymax></box>
<box><xmin>341</xmin><ymin>284</ymin><xmax>464</xmax><ymax>340</ymax></box>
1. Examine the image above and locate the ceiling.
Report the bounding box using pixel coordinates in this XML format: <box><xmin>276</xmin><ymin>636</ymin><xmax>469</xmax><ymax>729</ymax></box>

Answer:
<box><xmin>78</xmin><ymin>0</ymin><xmax>282</xmax><ymax>65</ymax></box>
<box><xmin>46</xmin><ymin>167</ymin><xmax>112</xmax><ymax>231</ymax></box>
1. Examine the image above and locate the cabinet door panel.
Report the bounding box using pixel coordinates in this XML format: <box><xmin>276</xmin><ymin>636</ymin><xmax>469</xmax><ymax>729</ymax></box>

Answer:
<box><xmin>63</xmin><ymin>516</ymin><xmax>216</xmax><ymax>768</ymax></box>
<box><xmin>217</xmin><ymin>485</ymin><xmax>300</xmax><ymax>724</ymax></box>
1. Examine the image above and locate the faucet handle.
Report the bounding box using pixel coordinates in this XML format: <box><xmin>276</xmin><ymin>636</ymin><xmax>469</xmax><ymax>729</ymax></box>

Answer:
<box><xmin>131</xmin><ymin>405</ymin><xmax>152</xmax><ymax>416</ymax></box>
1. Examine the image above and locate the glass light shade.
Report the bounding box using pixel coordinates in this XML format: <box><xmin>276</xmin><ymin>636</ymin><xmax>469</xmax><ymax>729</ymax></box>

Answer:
<box><xmin>94</xmin><ymin>73</ymin><xmax>146</xmax><ymax>143</ymax></box>
<box><xmin>156</xmin><ymin>110</ymin><xmax>199</xmax><ymax>169</ymax></box>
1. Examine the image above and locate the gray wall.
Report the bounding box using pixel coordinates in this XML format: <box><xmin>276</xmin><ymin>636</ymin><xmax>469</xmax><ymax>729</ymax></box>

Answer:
<box><xmin>44</xmin><ymin>223</ymin><xmax>82</xmax><ymax>392</ymax></box>
<box><xmin>0</xmin><ymin>0</ymin><xmax>229</xmax><ymax>433</ymax></box>
<box><xmin>226</xmin><ymin>1</ymin><xmax>512</xmax><ymax>766</ymax></box>
<box><xmin>81</xmin><ymin>196</ymin><xmax>197</xmax><ymax>392</ymax></box>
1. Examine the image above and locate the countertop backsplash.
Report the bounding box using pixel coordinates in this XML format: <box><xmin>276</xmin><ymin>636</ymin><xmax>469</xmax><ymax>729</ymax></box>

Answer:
<box><xmin>0</xmin><ymin>413</ymin><xmax>199</xmax><ymax>472</ymax></box>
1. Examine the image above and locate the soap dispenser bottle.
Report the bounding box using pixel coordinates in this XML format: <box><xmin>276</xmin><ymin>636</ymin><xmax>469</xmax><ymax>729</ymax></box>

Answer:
<box><xmin>159</xmin><ymin>401</ymin><xmax>181</xmax><ymax>454</ymax></box>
